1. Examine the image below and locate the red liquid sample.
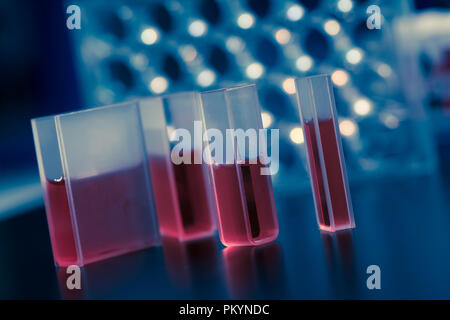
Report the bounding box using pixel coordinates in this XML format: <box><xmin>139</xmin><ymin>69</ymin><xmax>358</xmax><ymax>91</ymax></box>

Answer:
<box><xmin>45</xmin><ymin>165</ymin><xmax>159</xmax><ymax>266</ymax></box>
<box><xmin>148</xmin><ymin>151</ymin><xmax>215</xmax><ymax>240</ymax></box>
<box><xmin>45</xmin><ymin>179</ymin><xmax>78</xmax><ymax>266</ymax></box>
<box><xmin>211</xmin><ymin>160</ymin><xmax>278</xmax><ymax>246</ymax></box>
<box><xmin>303</xmin><ymin>119</ymin><xmax>353</xmax><ymax>231</ymax></box>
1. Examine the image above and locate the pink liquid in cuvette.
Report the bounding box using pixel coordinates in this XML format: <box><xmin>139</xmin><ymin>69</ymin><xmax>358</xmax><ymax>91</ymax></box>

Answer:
<box><xmin>45</xmin><ymin>165</ymin><xmax>159</xmax><ymax>266</ymax></box>
<box><xmin>211</xmin><ymin>160</ymin><xmax>278</xmax><ymax>246</ymax></box>
<box><xmin>45</xmin><ymin>179</ymin><xmax>78</xmax><ymax>266</ymax></box>
<box><xmin>148</xmin><ymin>151</ymin><xmax>215</xmax><ymax>240</ymax></box>
<box><xmin>303</xmin><ymin>119</ymin><xmax>353</xmax><ymax>231</ymax></box>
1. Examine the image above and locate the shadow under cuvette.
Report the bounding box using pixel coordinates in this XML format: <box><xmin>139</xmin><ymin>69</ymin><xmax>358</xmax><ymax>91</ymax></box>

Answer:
<box><xmin>161</xmin><ymin>236</ymin><xmax>226</xmax><ymax>299</ymax></box>
<box><xmin>56</xmin><ymin>246</ymin><xmax>170</xmax><ymax>299</ymax></box>
<box><xmin>56</xmin><ymin>266</ymin><xmax>87</xmax><ymax>300</ymax></box>
<box><xmin>321</xmin><ymin>229</ymin><xmax>360</xmax><ymax>298</ymax></box>
<box><xmin>223</xmin><ymin>241</ymin><xmax>289</xmax><ymax>299</ymax></box>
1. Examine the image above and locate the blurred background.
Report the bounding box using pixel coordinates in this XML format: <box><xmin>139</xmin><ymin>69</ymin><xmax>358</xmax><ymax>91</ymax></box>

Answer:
<box><xmin>0</xmin><ymin>0</ymin><xmax>450</xmax><ymax>300</ymax></box>
<box><xmin>0</xmin><ymin>0</ymin><xmax>449</xmax><ymax>221</ymax></box>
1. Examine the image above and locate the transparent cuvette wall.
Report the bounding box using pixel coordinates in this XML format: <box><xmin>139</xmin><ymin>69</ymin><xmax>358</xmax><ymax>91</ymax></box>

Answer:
<box><xmin>201</xmin><ymin>85</ymin><xmax>279</xmax><ymax>246</ymax></box>
<box><xmin>294</xmin><ymin>75</ymin><xmax>355</xmax><ymax>232</ymax></box>
<box><xmin>32</xmin><ymin>102</ymin><xmax>160</xmax><ymax>266</ymax></box>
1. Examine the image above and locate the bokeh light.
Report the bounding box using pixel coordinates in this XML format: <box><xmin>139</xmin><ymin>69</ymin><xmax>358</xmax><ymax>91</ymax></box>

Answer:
<box><xmin>246</xmin><ymin>62</ymin><xmax>264</xmax><ymax>79</ymax></box>
<box><xmin>290</xmin><ymin>127</ymin><xmax>304</xmax><ymax>144</ymax></box>
<box><xmin>331</xmin><ymin>69</ymin><xmax>349</xmax><ymax>86</ymax></box>
<box><xmin>167</xmin><ymin>125</ymin><xmax>176</xmax><ymax>141</ymax></box>
<box><xmin>197</xmin><ymin>69</ymin><xmax>216</xmax><ymax>87</ymax></box>
<box><xmin>346</xmin><ymin>48</ymin><xmax>363</xmax><ymax>64</ymax></box>
<box><xmin>130</xmin><ymin>53</ymin><xmax>148</xmax><ymax>71</ymax></box>
<box><xmin>339</xmin><ymin>119</ymin><xmax>357</xmax><ymax>136</ymax></box>
<box><xmin>188</xmin><ymin>20</ymin><xmax>207</xmax><ymax>37</ymax></box>
<box><xmin>275</xmin><ymin>28</ymin><xmax>291</xmax><ymax>45</ymax></box>
<box><xmin>180</xmin><ymin>45</ymin><xmax>197</xmax><ymax>62</ymax></box>
<box><xmin>382</xmin><ymin>114</ymin><xmax>400</xmax><ymax>129</ymax></box>
<box><xmin>324</xmin><ymin>19</ymin><xmax>341</xmax><ymax>36</ymax></box>
<box><xmin>226</xmin><ymin>36</ymin><xmax>245</xmax><ymax>53</ymax></box>
<box><xmin>282</xmin><ymin>77</ymin><xmax>296</xmax><ymax>94</ymax></box>
<box><xmin>261</xmin><ymin>111</ymin><xmax>273</xmax><ymax>128</ymax></box>
<box><xmin>141</xmin><ymin>28</ymin><xmax>159</xmax><ymax>45</ymax></box>
<box><xmin>377</xmin><ymin>63</ymin><xmax>393</xmax><ymax>78</ymax></box>
<box><xmin>149</xmin><ymin>76</ymin><xmax>168</xmax><ymax>94</ymax></box>
<box><xmin>296</xmin><ymin>55</ymin><xmax>313</xmax><ymax>72</ymax></box>
<box><xmin>337</xmin><ymin>0</ymin><xmax>353</xmax><ymax>13</ymax></box>
<box><xmin>237</xmin><ymin>13</ymin><xmax>255</xmax><ymax>29</ymax></box>
<box><xmin>353</xmin><ymin>98</ymin><xmax>373</xmax><ymax>116</ymax></box>
<box><xmin>286</xmin><ymin>4</ymin><xmax>304</xmax><ymax>22</ymax></box>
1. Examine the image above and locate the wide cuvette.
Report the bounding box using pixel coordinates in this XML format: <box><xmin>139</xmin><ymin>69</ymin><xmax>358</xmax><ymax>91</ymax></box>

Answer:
<box><xmin>67</xmin><ymin>164</ymin><xmax>159</xmax><ymax>265</ymax></box>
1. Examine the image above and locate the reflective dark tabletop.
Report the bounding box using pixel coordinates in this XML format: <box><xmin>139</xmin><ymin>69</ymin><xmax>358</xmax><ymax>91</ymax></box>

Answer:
<box><xmin>1</xmin><ymin>164</ymin><xmax>450</xmax><ymax>299</ymax></box>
